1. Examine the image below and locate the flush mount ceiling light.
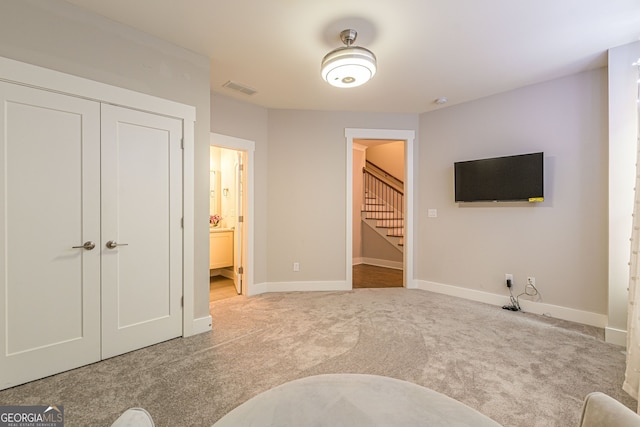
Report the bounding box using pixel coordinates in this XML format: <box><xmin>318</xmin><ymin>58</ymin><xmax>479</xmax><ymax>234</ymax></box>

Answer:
<box><xmin>321</xmin><ymin>29</ymin><xmax>377</xmax><ymax>88</ymax></box>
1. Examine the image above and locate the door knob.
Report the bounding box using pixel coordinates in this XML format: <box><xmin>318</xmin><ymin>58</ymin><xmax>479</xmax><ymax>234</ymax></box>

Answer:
<box><xmin>72</xmin><ymin>241</ymin><xmax>96</xmax><ymax>250</ymax></box>
<box><xmin>106</xmin><ymin>240</ymin><xmax>129</xmax><ymax>249</ymax></box>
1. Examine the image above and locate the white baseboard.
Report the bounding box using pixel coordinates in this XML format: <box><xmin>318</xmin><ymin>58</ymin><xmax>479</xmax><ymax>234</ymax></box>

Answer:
<box><xmin>354</xmin><ymin>258</ymin><xmax>403</xmax><ymax>270</ymax></box>
<box><xmin>188</xmin><ymin>315</ymin><xmax>212</xmax><ymax>336</ymax></box>
<box><xmin>210</xmin><ymin>268</ymin><xmax>234</xmax><ymax>279</ymax></box>
<box><xmin>248</xmin><ymin>281</ymin><xmax>350</xmax><ymax>296</ymax></box>
<box><xmin>414</xmin><ymin>279</ymin><xmax>608</xmax><ymax>329</ymax></box>
<box><xmin>605</xmin><ymin>326</ymin><xmax>627</xmax><ymax>347</ymax></box>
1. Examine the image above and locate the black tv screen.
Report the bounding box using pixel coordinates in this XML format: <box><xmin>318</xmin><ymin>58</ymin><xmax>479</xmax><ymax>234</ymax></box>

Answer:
<box><xmin>454</xmin><ymin>152</ymin><xmax>544</xmax><ymax>202</ymax></box>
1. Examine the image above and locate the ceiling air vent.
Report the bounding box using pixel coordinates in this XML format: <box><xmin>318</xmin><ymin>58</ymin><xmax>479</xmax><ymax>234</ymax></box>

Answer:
<box><xmin>222</xmin><ymin>80</ymin><xmax>257</xmax><ymax>96</ymax></box>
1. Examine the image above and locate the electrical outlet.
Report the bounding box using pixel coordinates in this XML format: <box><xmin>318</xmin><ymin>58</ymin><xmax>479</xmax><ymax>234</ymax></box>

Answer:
<box><xmin>293</xmin><ymin>262</ymin><xmax>300</xmax><ymax>272</ymax></box>
<box><xmin>527</xmin><ymin>276</ymin><xmax>535</xmax><ymax>286</ymax></box>
<box><xmin>505</xmin><ymin>273</ymin><xmax>513</xmax><ymax>288</ymax></box>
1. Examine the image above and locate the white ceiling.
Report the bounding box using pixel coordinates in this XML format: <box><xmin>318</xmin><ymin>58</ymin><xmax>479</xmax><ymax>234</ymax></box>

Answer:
<box><xmin>65</xmin><ymin>0</ymin><xmax>640</xmax><ymax>114</ymax></box>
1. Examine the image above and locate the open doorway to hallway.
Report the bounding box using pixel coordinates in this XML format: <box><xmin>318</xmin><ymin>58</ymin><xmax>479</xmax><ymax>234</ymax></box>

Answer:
<box><xmin>352</xmin><ymin>139</ymin><xmax>406</xmax><ymax>288</ymax></box>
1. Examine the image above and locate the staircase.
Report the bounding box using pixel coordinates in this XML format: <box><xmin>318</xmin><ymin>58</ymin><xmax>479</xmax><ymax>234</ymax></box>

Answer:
<box><xmin>361</xmin><ymin>163</ymin><xmax>404</xmax><ymax>252</ymax></box>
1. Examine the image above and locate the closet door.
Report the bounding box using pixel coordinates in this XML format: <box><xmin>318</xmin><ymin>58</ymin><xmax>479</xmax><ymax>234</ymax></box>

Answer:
<box><xmin>0</xmin><ymin>82</ymin><xmax>101</xmax><ymax>389</ymax></box>
<box><xmin>101</xmin><ymin>104</ymin><xmax>183</xmax><ymax>359</ymax></box>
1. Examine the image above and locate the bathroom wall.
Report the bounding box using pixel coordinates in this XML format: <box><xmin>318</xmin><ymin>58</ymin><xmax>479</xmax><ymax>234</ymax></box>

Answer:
<box><xmin>210</xmin><ymin>145</ymin><xmax>239</xmax><ymax>230</ymax></box>
<box><xmin>210</xmin><ymin>147</ymin><xmax>221</xmax><ymax>219</ymax></box>
<box><xmin>220</xmin><ymin>148</ymin><xmax>238</xmax><ymax>229</ymax></box>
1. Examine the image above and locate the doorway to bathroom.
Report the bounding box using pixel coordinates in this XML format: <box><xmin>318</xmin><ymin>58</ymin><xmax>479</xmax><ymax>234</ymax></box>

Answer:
<box><xmin>209</xmin><ymin>133</ymin><xmax>254</xmax><ymax>303</ymax></box>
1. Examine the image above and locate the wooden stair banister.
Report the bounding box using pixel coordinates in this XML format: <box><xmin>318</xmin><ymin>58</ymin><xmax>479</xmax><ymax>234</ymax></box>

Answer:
<box><xmin>362</xmin><ymin>161</ymin><xmax>404</xmax><ymax>251</ymax></box>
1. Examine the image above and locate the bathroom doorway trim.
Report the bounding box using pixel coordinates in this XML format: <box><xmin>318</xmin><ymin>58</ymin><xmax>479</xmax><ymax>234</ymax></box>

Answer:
<box><xmin>210</xmin><ymin>133</ymin><xmax>255</xmax><ymax>296</ymax></box>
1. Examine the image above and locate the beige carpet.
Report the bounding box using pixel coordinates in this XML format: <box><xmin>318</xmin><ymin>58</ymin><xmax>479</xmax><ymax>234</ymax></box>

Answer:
<box><xmin>0</xmin><ymin>288</ymin><xmax>634</xmax><ymax>426</ymax></box>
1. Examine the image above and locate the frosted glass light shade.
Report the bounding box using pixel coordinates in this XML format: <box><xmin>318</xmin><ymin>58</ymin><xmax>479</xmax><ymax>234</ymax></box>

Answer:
<box><xmin>321</xmin><ymin>46</ymin><xmax>377</xmax><ymax>88</ymax></box>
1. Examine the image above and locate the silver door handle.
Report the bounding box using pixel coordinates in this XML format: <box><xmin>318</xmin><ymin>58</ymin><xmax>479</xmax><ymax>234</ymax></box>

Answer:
<box><xmin>106</xmin><ymin>240</ymin><xmax>129</xmax><ymax>249</ymax></box>
<box><xmin>72</xmin><ymin>241</ymin><xmax>96</xmax><ymax>250</ymax></box>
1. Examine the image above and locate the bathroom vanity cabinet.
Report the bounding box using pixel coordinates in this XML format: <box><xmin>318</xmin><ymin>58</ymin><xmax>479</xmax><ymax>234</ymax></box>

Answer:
<box><xmin>210</xmin><ymin>229</ymin><xmax>234</xmax><ymax>269</ymax></box>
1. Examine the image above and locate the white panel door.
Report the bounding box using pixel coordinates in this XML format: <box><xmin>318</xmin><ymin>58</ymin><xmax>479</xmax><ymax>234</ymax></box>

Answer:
<box><xmin>101</xmin><ymin>104</ymin><xmax>183</xmax><ymax>359</ymax></box>
<box><xmin>0</xmin><ymin>82</ymin><xmax>101</xmax><ymax>389</ymax></box>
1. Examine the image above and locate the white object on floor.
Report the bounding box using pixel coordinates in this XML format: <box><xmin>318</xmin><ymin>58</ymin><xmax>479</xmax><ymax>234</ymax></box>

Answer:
<box><xmin>212</xmin><ymin>374</ymin><xmax>502</xmax><ymax>426</ymax></box>
<box><xmin>579</xmin><ymin>392</ymin><xmax>640</xmax><ymax>427</ymax></box>
<box><xmin>111</xmin><ymin>408</ymin><xmax>155</xmax><ymax>427</ymax></box>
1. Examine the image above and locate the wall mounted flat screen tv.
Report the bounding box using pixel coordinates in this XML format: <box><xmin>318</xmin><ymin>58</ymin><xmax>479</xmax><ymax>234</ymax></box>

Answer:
<box><xmin>454</xmin><ymin>152</ymin><xmax>544</xmax><ymax>202</ymax></box>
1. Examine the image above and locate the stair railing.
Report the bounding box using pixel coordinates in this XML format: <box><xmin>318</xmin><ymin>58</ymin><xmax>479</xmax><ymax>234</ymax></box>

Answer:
<box><xmin>363</xmin><ymin>162</ymin><xmax>404</xmax><ymax>216</ymax></box>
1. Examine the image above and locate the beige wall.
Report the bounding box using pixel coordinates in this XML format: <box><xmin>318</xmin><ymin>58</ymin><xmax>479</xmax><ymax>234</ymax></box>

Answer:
<box><xmin>352</xmin><ymin>146</ymin><xmax>366</xmax><ymax>260</ymax></box>
<box><xmin>417</xmin><ymin>68</ymin><xmax>608</xmax><ymax>314</ymax></box>
<box><xmin>0</xmin><ymin>0</ymin><xmax>212</xmax><ymax>319</ymax></box>
<box><xmin>366</xmin><ymin>141</ymin><xmax>405</xmax><ymax>181</ymax></box>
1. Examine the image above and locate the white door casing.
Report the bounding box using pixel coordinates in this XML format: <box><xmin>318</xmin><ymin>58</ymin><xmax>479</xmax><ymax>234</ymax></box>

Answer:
<box><xmin>101</xmin><ymin>104</ymin><xmax>183</xmax><ymax>359</ymax></box>
<box><xmin>210</xmin><ymin>133</ymin><xmax>255</xmax><ymax>296</ymax></box>
<box><xmin>0</xmin><ymin>82</ymin><xmax>101</xmax><ymax>389</ymax></box>
<box><xmin>345</xmin><ymin>128</ymin><xmax>415</xmax><ymax>289</ymax></box>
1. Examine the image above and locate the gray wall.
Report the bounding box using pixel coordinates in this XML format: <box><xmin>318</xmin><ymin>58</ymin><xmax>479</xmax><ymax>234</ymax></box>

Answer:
<box><xmin>0</xmin><ymin>0</ymin><xmax>212</xmax><ymax>319</ymax></box>
<box><xmin>214</xmin><ymin>69</ymin><xmax>610</xmax><ymax>318</ymax></box>
<box><xmin>210</xmin><ymin>94</ymin><xmax>269</xmax><ymax>286</ymax></box>
<box><xmin>210</xmin><ymin>101</ymin><xmax>419</xmax><ymax>285</ymax></box>
<box><xmin>417</xmin><ymin>68</ymin><xmax>608</xmax><ymax>313</ymax></box>
<box><xmin>1</xmin><ymin>0</ymin><xmax>618</xmax><ymax>331</ymax></box>
<box><xmin>266</xmin><ymin>110</ymin><xmax>419</xmax><ymax>283</ymax></box>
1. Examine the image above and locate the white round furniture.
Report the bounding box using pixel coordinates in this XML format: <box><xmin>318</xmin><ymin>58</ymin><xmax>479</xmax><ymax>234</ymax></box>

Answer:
<box><xmin>213</xmin><ymin>374</ymin><xmax>503</xmax><ymax>426</ymax></box>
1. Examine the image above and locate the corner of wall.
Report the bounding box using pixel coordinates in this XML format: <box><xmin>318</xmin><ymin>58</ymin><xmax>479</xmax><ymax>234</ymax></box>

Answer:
<box><xmin>189</xmin><ymin>316</ymin><xmax>212</xmax><ymax>336</ymax></box>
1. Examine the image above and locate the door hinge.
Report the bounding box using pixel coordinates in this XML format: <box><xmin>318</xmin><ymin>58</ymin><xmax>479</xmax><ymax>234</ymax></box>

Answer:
<box><xmin>238</xmin><ymin>215</ymin><xmax>244</xmax><ymax>223</ymax></box>
<box><xmin>180</xmin><ymin>296</ymin><xmax>184</xmax><ymax>307</ymax></box>
<box><xmin>238</xmin><ymin>266</ymin><xmax>244</xmax><ymax>275</ymax></box>
<box><xmin>239</xmin><ymin>164</ymin><xmax>244</xmax><ymax>171</ymax></box>
<box><xmin>181</xmin><ymin>217</ymin><xmax>184</xmax><ymax>228</ymax></box>
<box><xmin>180</xmin><ymin>138</ymin><xmax>184</xmax><ymax>149</ymax></box>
